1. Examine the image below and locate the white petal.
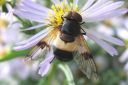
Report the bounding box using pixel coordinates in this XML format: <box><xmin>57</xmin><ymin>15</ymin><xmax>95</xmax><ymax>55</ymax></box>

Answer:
<box><xmin>87</xmin><ymin>1</ymin><xmax>124</xmax><ymax>18</ymax></box>
<box><xmin>6</xmin><ymin>4</ymin><xmax>13</xmax><ymax>12</ymax></box>
<box><xmin>13</xmin><ymin>29</ymin><xmax>49</xmax><ymax>51</ymax></box>
<box><xmin>6</xmin><ymin>23</ymin><xmax>21</xmax><ymax>43</ymax></box>
<box><xmin>84</xmin><ymin>8</ymin><xmax>127</xmax><ymax>22</ymax></box>
<box><xmin>86</xmin><ymin>29</ymin><xmax>125</xmax><ymax>46</ymax></box>
<box><xmin>82</xmin><ymin>1</ymin><xmax>113</xmax><ymax>17</ymax></box>
<box><xmin>117</xmin><ymin>28</ymin><xmax>128</xmax><ymax>40</ymax></box>
<box><xmin>124</xmin><ymin>18</ymin><xmax>128</xmax><ymax>29</ymax></box>
<box><xmin>84</xmin><ymin>0</ymin><xmax>108</xmax><ymax>14</ymax></box>
<box><xmin>18</xmin><ymin>4</ymin><xmax>47</xmax><ymax>17</ymax></box>
<box><xmin>14</xmin><ymin>0</ymin><xmax>52</xmax><ymax>22</ymax></box>
<box><xmin>119</xmin><ymin>49</ymin><xmax>128</xmax><ymax>63</ymax></box>
<box><xmin>13</xmin><ymin>38</ymin><xmax>40</xmax><ymax>51</ymax></box>
<box><xmin>80</xmin><ymin>0</ymin><xmax>95</xmax><ymax>12</ymax></box>
<box><xmin>14</xmin><ymin>10</ymin><xmax>44</xmax><ymax>23</ymax></box>
<box><xmin>23</xmin><ymin>0</ymin><xmax>52</xmax><ymax>13</ymax></box>
<box><xmin>6</xmin><ymin>4</ymin><xmax>13</xmax><ymax>24</ymax></box>
<box><xmin>86</xmin><ymin>32</ymin><xmax>118</xmax><ymax>56</ymax></box>
<box><xmin>124</xmin><ymin>62</ymin><xmax>128</xmax><ymax>71</ymax></box>
<box><xmin>82</xmin><ymin>1</ymin><xmax>112</xmax><ymax>18</ymax></box>
<box><xmin>16</xmin><ymin>28</ymin><xmax>49</xmax><ymax>45</ymax></box>
<box><xmin>21</xmin><ymin>24</ymin><xmax>46</xmax><ymax>31</ymax></box>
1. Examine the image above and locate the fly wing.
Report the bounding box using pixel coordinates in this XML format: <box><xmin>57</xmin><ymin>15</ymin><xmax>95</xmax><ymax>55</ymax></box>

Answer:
<box><xmin>74</xmin><ymin>35</ymin><xmax>98</xmax><ymax>80</ymax></box>
<box><xmin>25</xmin><ymin>28</ymin><xmax>59</xmax><ymax>61</ymax></box>
<box><xmin>25</xmin><ymin>42</ymin><xmax>48</xmax><ymax>61</ymax></box>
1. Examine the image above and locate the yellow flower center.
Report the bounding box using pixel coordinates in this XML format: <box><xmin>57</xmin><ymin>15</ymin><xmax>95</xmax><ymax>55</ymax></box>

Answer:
<box><xmin>47</xmin><ymin>2</ymin><xmax>79</xmax><ymax>27</ymax></box>
<box><xmin>0</xmin><ymin>0</ymin><xmax>6</xmax><ymax>6</ymax></box>
<box><xmin>0</xmin><ymin>46</ymin><xmax>11</xmax><ymax>59</ymax></box>
<box><xmin>0</xmin><ymin>18</ymin><xmax>9</xmax><ymax>28</ymax></box>
<box><xmin>0</xmin><ymin>48</ymin><xmax>6</xmax><ymax>58</ymax></box>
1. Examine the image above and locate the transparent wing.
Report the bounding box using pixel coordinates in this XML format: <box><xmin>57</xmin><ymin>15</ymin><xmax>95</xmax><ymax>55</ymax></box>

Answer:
<box><xmin>74</xmin><ymin>35</ymin><xmax>98</xmax><ymax>80</ymax></box>
<box><xmin>24</xmin><ymin>42</ymin><xmax>48</xmax><ymax>62</ymax></box>
<box><xmin>25</xmin><ymin>28</ymin><xmax>59</xmax><ymax>61</ymax></box>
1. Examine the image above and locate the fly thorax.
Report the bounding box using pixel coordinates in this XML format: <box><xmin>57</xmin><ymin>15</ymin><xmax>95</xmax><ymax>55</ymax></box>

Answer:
<box><xmin>53</xmin><ymin>32</ymin><xmax>78</xmax><ymax>52</ymax></box>
<box><xmin>61</xmin><ymin>20</ymin><xmax>81</xmax><ymax>36</ymax></box>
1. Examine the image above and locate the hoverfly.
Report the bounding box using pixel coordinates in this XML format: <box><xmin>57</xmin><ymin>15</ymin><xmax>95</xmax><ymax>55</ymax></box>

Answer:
<box><xmin>26</xmin><ymin>11</ymin><xmax>98</xmax><ymax>80</ymax></box>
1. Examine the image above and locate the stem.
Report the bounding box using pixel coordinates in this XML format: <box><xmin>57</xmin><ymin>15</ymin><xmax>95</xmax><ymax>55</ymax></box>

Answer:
<box><xmin>58</xmin><ymin>63</ymin><xmax>75</xmax><ymax>85</ymax></box>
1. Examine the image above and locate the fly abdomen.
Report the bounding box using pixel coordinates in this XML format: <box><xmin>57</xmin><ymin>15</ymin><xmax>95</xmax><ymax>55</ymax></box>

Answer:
<box><xmin>53</xmin><ymin>47</ymin><xmax>73</xmax><ymax>62</ymax></box>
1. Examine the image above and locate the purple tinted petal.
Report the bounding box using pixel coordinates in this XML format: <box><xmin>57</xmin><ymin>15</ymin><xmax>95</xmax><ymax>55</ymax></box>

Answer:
<box><xmin>13</xmin><ymin>29</ymin><xmax>49</xmax><ymax>51</ymax></box>
<box><xmin>16</xmin><ymin>28</ymin><xmax>49</xmax><ymax>45</ymax></box>
<box><xmin>14</xmin><ymin>0</ymin><xmax>52</xmax><ymax>22</ymax></box>
<box><xmin>22</xmin><ymin>0</ymin><xmax>52</xmax><ymax>13</ymax></box>
<box><xmin>13</xmin><ymin>38</ymin><xmax>40</xmax><ymax>51</ymax></box>
<box><xmin>87</xmin><ymin>1</ymin><xmax>124</xmax><ymax>17</ymax></box>
<box><xmin>21</xmin><ymin>24</ymin><xmax>46</xmax><ymax>31</ymax></box>
<box><xmin>86</xmin><ymin>32</ymin><xmax>118</xmax><ymax>56</ymax></box>
<box><xmin>38</xmin><ymin>63</ymin><xmax>51</xmax><ymax>76</ymax></box>
<box><xmin>86</xmin><ymin>29</ymin><xmax>125</xmax><ymax>46</ymax></box>
<box><xmin>80</xmin><ymin>0</ymin><xmax>95</xmax><ymax>12</ymax></box>
<box><xmin>38</xmin><ymin>49</ymin><xmax>54</xmax><ymax>76</ymax></box>
<box><xmin>82</xmin><ymin>1</ymin><xmax>113</xmax><ymax>17</ymax></box>
<box><xmin>14</xmin><ymin>10</ymin><xmax>44</xmax><ymax>23</ymax></box>
<box><xmin>85</xmin><ymin>0</ymin><xmax>108</xmax><ymax>13</ymax></box>
<box><xmin>18</xmin><ymin>4</ymin><xmax>47</xmax><ymax>17</ymax></box>
<box><xmin>84</xmin><ymin>8</ymin><xmax>127</xmax><ymax>22</ymax></box>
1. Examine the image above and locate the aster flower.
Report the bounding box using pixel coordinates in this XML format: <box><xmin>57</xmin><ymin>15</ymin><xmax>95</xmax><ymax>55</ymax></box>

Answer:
<box><xmin>118</xmin><ymin>16</ymin><xmax>128</xmax><ymax>78</ymax></box>
<box><xmin>0</xmin><ymin>57</ymin><xmax>38</xmax><ymax>85</ymax></box>
<box><xmin>119</xmin><ymin>44</ymin><xmax>128</xmax><ymax>79</ymax></box>
<box><xmin>14</xmin><ymin>0</ymin><xmax>127</xmax><ymax>78</ymax></box>
<box><xmin>0</xmin><ymin>58</ymin><xmax>31</xmax><ymax>80</ymax></box>
<box><xmin>0</xmin><ymin>4</ymin><xmax>20</xmax><ymax>58</ymax></box>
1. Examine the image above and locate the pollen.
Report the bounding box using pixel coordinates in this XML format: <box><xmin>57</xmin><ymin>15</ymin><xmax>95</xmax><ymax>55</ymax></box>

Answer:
<box><xmin>48</xmin><ymin>2</ymin><xmax>79</xmax><ymax>27</ymax></box>
<box><xmin>0</xmin><ymin>18</ymin><xmax>9</xmax><ymax>29</ymax></box>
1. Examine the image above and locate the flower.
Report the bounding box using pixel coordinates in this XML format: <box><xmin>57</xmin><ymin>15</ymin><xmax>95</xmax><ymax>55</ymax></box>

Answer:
<box><xmin>118</xmin><ymin>17</ymin><xmax>128</xmax><ymax>77</ymax></box>
<box><xmin>0</xmin><ymin>4</ymin><xmax>20</xmax><ymax>58</ymax></box>
<box><xmin>14</xmin><ymin>0</ymin><xmax>127</xmax><ymax>76</ymax></box>
<box><xmin>0</xmin><ymin>57</ymin><xmax>37</xmax><ymax>85</ymax></box>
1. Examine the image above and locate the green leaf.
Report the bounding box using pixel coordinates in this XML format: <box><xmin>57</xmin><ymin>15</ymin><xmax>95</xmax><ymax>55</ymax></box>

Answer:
<box><xmin>0</xmin><ymin>50</ymin><xmax>30</xmax><ymax>62</ymax></box>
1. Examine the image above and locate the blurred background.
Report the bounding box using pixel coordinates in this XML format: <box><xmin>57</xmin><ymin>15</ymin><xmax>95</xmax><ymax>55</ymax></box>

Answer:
<box><xmin>0</xmin><ymin>0</ymin><xmax>128</xmax><ymax>85</ymax></box>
